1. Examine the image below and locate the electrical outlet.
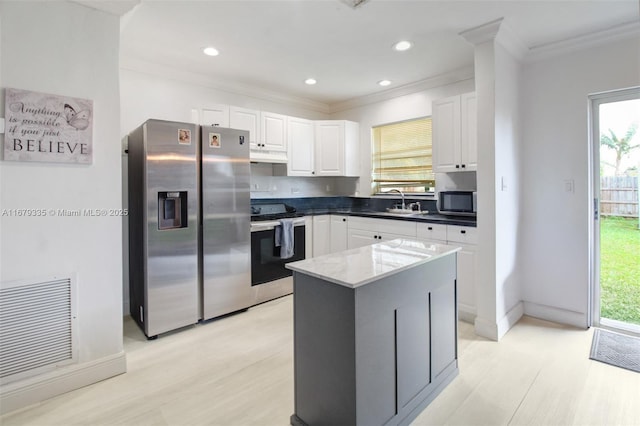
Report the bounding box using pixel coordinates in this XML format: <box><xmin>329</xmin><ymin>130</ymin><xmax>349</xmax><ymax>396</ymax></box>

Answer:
<box><xmin>564</xmin><ymin>179</ymin><xmax>574</xmax><ymax>193</ymax></box>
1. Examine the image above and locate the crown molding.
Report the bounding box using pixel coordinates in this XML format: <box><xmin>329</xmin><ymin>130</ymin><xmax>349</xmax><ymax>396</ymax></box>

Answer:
<box><xmin>459</xmin><ymin>17</ymin><xmax>529</xmax><ymax>61</ymax></box>
<box><xmin>329</xmin><ymin>65</ymin><xmax>475</xmax><ymax>113</ymax></box>
<box><xmin>71</xmin><ymin>0</ymin><xmax>140</xmax><ymax>16</ymax></box>
<box><xmin>459</xmin><ymin>18</ymin><xmax>504</xmax><ymax>46</ymax></box>
<box><xmin>119</xmin><ymin>56</ymin><xmax>332</xmax><ymax>114</ymax></box>
<box><xmin>525</xmin><ymin>20</ymin><xmax>640</xmax><ymax>63</ymax></box>
<box><xmin>496</xmin><ymin>21</ymin><xmax>529</xmax><ymax>61</ymax></box>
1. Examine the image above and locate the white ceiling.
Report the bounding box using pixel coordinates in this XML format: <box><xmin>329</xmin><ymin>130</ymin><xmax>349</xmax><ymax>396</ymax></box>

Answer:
<box><xmin>110</xmin><ymin>0</ymin><xmax>638</xmax><ymax>108</ymax></box>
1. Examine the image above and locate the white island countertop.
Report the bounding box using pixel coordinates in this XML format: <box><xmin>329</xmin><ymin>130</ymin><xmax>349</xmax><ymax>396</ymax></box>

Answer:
<box><xmin>286</xmin><ymin>238</ymin><xmax>461</xmax><ymax>289</ymax></box>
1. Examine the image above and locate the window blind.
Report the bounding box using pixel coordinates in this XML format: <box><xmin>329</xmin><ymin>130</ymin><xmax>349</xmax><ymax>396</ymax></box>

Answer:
<box><xmin>372</xmin><ymin>117</ymin><xmax>434</xmax><ymax>193</ymax></box>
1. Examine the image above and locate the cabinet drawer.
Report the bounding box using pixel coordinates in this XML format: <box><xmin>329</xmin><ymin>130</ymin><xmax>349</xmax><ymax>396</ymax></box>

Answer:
<box><xmin>347</xmin><ymin>216</ymin><xmax>416</xmax><ymax>238</ymax></box>
<box><xmin>446</xmin><ymin>225</ymin><xmax>477</xmax><ymax>245</ymax></box>
<box><xmin>377</xmin><ymin>219</ymin><xmax>416</xmax><ymax>237</ymax></box>
<box><xmin>345</xmin><ymin>216</ymin><xmax>376</xmax><ymax>230</ymax></box>
<box><xmin>416</xmin><ymin>223</ymin><xmax>447</xmax><ymax>242</ymax></box>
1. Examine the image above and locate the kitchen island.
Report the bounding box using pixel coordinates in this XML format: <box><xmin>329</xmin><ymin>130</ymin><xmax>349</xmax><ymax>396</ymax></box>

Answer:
<box><xmin>286</xmin><ymin>239</ymin><xmax>461</xmax><ymax>426</ymax></box>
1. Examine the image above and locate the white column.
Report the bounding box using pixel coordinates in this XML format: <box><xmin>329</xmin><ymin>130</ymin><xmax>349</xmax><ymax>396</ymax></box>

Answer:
<box><xmin>460</xmin><ymin>18</ymin><xmax>526</xmax><ymax>340</ymax></box>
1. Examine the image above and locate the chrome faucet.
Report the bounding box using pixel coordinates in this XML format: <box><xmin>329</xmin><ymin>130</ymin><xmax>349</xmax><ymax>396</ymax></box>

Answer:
<box><xmin>385</xmin><ymin>189</ymin><xmax>405</xmax><ymax>210</ymax></box>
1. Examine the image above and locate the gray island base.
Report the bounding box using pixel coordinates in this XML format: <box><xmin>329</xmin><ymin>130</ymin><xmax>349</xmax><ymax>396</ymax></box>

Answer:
<box><xmin>286</xmin><ymin>239</ymin><xmax>461</xmax><ymax>426</ymax></box>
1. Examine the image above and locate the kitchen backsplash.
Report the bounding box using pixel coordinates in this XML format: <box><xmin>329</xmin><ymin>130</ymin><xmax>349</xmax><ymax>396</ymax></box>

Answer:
<box><xmin>251</xmin><ymin>196</ymin><xmax>438</xmax><ymax>214</ymax></box>
<box><xmin>250</xmin><ymin>163</ymin><xmax>358</xmax><ymax>199</ymax></box>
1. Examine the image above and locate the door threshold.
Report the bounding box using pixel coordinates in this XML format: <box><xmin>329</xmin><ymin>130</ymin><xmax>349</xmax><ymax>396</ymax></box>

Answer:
<box><xmin>599</xmin><ymin>317</ymin><xmax>640</xmax><ymax>337</ymax></box>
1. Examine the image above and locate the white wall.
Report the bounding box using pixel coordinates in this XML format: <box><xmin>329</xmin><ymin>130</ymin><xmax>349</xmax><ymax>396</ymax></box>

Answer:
<box><xmin>520</xmin><ymin>36</ymin><xmax>640</xmax><ymax>327</ymax></box>
<box><xmin>0</xmin><ymin>1</ymin><xmax>125</xmax><ymax>412</ymax></box>
<box><xmin>494</xmin><ymin>42</ymin><xmax>522</xmax><ymax>332</ymax></box>
<box><xmin>329</xmin><ymin>79</ymin><xmax>475</xmax><ymax>197</ymax></box>
<box><xmin>120</xmin><ymin>67</ymin><xmax>330</xmax><ymax>140</ymax></box>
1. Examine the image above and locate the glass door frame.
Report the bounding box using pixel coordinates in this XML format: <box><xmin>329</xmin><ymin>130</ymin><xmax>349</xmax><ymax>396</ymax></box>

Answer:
<box><xmin>588</xmin><ymin>86</ymin><xmax>640</xmax><ymax>331</ymax></box>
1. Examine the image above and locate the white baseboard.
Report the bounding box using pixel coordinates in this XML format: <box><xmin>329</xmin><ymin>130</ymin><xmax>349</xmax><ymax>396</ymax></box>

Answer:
<box><xmin>0</xmin><ymin>351</ymin><xmax>127</xmax><ymax>415</ymax></box>
<box><xmin>458</xmin><ymin>303</ymin><xmax>476</xmax><ymax>324</ymax></box>
<box><xmin>474</xmin><ymin>302</ymin><xmax>524</xmax><ymax>341</ymax></box>
<box><xmin>497</xmin><ymin>301</ymin><xmax>524</xmax><ymax>339</ymax></box>
<box><xmin>523</xmin><ymin>301</ymin><xmax>588</xmax><ymax>329</ymax></box>
<box><xmin>474</xmin><ymin>317</ymin><xmax>499</xmax><ymax>341</ymax></box>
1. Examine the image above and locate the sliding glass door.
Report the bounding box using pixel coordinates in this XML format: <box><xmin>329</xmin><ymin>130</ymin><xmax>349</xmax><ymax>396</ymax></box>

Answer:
<box><xmin>590</xmin><ymin>87</ymin><xmax>640</xmax><ymax>333</ymax></box>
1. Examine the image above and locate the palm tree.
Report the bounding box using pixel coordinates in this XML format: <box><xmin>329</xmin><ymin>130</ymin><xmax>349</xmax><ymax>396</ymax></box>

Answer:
<box><xmin>600</xmin><ymin>123</ymin><xmax>639</xmax><ymax>176</ymax></box>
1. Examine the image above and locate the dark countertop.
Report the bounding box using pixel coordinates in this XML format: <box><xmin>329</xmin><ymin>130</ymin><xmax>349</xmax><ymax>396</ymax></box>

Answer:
<box><xmin>297</xmin><ymin>208</ymin><xmax>477</xmax><ymax>227</ymax></box>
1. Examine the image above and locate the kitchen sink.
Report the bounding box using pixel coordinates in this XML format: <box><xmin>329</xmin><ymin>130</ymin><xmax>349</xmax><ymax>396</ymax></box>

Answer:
<box><xmin>386</xmin><ymin>208</ymin><xmax>430</xmax><ymax>215</ymax></box>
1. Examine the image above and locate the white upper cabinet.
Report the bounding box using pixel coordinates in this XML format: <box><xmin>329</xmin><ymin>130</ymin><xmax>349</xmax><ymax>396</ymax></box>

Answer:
<box><xmin>287</xmin><ymin>116</ymin><xmax>315</xmax><ymax>176</ymax></box>
<box><xmin>314</xmin><ymin>120</ymin><xmax>360</xmax><ymax>177</ymax></box>
<box><xmin>230</xmin><ymin>107</ymin><xmax>287</xmax><ymax>163</ymax></box>
<box><xmin>459</xmin><ymin>93</ymin><xmax>477</xmax><ymax>171</ymax></box>
<box><xmin>433</xmin><ymin>92</ymin><xmax>477</xmax><ymax>172</ymax></box>
<box><xmin>200</xmin><ymin>104</ymin><xmax>360</xmax><ymax>168</ymax></box>
<box><xmin>261</xmin><ymin>111</ymin><xmax>287</xmax><ymax>152</ymax></box>
<box><xmin>200</xmin><ymin>104</ymin><xmax>229</xmax><ymax>128</ymax></box>
<box><xmin>229</xmin><ymin>106</ymin><xmax>260</xmax><ymax>147</ymax></box>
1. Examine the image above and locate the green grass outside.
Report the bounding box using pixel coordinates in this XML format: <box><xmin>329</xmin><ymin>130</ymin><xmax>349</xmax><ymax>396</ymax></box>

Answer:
<box><xmin>600</xmin><ymin>216</ymin><xmax>640</xmax><ymax>325</ymax></box>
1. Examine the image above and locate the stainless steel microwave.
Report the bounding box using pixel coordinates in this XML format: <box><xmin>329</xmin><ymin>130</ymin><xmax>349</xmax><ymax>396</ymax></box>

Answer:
<box><xmin>438</xmin><ymin>191</ymin><xmax>477</xmax><ymax>216</ymax></box>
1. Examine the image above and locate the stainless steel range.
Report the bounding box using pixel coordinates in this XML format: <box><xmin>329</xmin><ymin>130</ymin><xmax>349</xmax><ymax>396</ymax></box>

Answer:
<box><xmin>250</xmin><ymin>203</ymin><xmax>305</xmax><ymax>304</ymax></box>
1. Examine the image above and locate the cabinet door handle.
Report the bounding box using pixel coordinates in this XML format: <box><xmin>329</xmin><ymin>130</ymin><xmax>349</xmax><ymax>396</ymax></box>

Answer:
<box><xmin>461</xmin><ymin>230</ymin><xmax>466</xmax><ymax>234</ymax></box>
<box><xmin>342</xmin><ymin>218</ymin><xmax>346</xmax><ymax>222</ymax></box>
<box><xmin>428</xmin><ymin>227</ymin><xmax>433</xmax><ymax>230</ymax></box>
<box><xmin>461</xmin><ymin>164</ymin><xmax>466</xmax><ymax>168</ymax></box>
<box><xmin>311</xmin><ymin>171</ymin><xmax>315</xmax><ymax>175</ymax></box>
<box><xmin>455</xmin><ymin>165</ymin><xmax>460</xmax><ymax>169</ymax></box>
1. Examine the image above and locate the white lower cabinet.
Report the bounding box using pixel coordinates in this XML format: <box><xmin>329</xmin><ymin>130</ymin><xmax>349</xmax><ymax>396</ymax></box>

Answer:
<box><xmin>454</xmin><ymin>244</ymin><xmax>476</xmax><ymax>320</ymax></box>
<box><xmin>312</xmin><ymin>215</ymin><xmax>331</xmax><ymax>257</ymax></box>
<box><xmin>417</xmin><ymin>222</ymin><xmax>477</xmax><ymax>322</ymax></box>
<box><xmin>330</xmin><ymin>215</ymin><xmax>348</xmax><ymax>252</ymax></box>
<box><xmin>311</xmin><ymin>214</ymin><xmax>476</xmax><ymax>322</ymax></box>
<box><xmin>305</xmin><ymin>216</ymin><xmax>313</xmax><ymax>258</ymax></box>
<box><xmin>347</xmin><ymin>216</ymin><xmax>417</xmax><ymax>249</ymax></box>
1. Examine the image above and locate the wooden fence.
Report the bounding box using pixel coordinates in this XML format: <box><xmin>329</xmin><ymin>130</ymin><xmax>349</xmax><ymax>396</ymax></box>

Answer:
<box><xmin>601</xmin><ymin>176</ymin><xmax>639</xmax><ymax>218</ymax></box>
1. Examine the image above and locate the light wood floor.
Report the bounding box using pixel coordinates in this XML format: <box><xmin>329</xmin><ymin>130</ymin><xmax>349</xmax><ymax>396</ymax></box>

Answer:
<box><xmin>2</xmin><ymin>295</ymin><xmax>639</xmax><ymax>426</ymax></box>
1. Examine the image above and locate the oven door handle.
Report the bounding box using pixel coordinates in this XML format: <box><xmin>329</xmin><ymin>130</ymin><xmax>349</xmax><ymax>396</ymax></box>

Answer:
<box><xmin>250</xmin><ymin>218</ymin><xmax>306</xmax><ymax>232</ymax></box>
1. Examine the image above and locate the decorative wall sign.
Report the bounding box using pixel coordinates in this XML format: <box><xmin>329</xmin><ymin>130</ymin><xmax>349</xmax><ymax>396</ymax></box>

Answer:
<box><xmin>3</xmin><ymin>88</ymin><xmax>93</xmax><ymax>164</ymax></box>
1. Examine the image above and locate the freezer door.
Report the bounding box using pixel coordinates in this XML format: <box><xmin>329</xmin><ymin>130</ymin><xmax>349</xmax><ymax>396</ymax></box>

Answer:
<box><xmin>200</xmin><ymin>126</ymin><xmax>253</xmax><ymax>320</ymax></box>
<box><xmin>143</xmin><ymin>119</ymin><xmax>199</xmax><ymax>336</ymax></box>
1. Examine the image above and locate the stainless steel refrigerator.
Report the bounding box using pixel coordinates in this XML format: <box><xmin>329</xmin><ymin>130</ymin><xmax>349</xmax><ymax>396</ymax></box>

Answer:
<box><xmin>128</xmin><ymin>119</ymin><xmax>199</xmax><ymax>338</ymax></box>
<box><xmin>128</xmin><ymin>120</ymin><xmax>251</xmax><ymax>338</ymax></box>
<box><xmin>199</xmin><ymin>125</ymin><xmax>252</xmax><ymax>321</ymax></box>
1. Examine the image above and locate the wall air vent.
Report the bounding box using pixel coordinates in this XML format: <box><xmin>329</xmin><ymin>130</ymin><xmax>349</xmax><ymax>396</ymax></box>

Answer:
<box><xmin>0</xmin><ymin>276</ymin><xmax>78</xmax><ymax>385</ymax></box>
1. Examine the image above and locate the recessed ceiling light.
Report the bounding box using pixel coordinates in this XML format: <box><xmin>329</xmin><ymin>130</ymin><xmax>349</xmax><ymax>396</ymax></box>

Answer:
<box><xmin>305</xmin><ymin>78</ymin><xmax>317</xmax><ymax>85</ymax></box>
<box><xmin>203</xmin><ymin>47</ymin><xmax>219</xmax><ymax>56</ymax></box>
<box><xmin>393</xmin><ymin>40</ymin><xmax>412</xmax><ymax>51</ymax></box>
<box><xmin>378</xmin><ymin>80</ymin><xmax>391</xmax><ymax>87</ymax></box>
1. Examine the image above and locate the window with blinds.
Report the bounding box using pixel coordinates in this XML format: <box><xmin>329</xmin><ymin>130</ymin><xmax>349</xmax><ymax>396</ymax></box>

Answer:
<box><xmin>372</xmin><ymin>117</ymin><xmax>435</xmax><ymax>194</ymax></box>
